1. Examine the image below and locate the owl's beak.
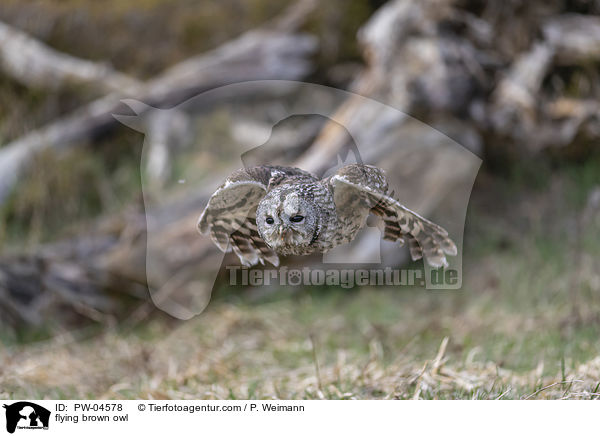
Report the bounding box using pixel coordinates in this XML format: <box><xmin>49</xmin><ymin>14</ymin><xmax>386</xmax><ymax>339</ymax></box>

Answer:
<box><xmin>278</xmin><ymin>225</ymin><xmax>292</xmax><ymax>242</ymax></box>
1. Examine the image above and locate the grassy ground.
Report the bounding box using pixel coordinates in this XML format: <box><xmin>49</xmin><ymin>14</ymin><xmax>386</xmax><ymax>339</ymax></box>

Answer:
<box><xmin>1</xmin><ymin>0</ymin><xmax>599</xmax><ymax>400</ymax></box>
<box><xmin>1</xmin><ymin>161</ymin><xmax>599</xmax><ymax>400</ymax></box>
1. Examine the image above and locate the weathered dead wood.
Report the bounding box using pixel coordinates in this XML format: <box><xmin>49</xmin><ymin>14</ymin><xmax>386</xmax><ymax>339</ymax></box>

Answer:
<box><xmin>7</xmin><ymin>0</ymin><xmax>600</xmax><ymax>326</ymax></box>
<box><xmin>352</xmin><ymin>1</ymin><xmax>600</xmax><ymax>159</ymax></box>
<box><xmin>543</xmin><ymin>14</ymin><xmax>600</xmax><ymax>65</ymax></box>
<box><xmin>0</xmin><ymin>0</ymin><xmax>481</xmax><ymax>326</ymax></box>
<box><xmin>0</xmin><ymin>20</ymin><xmax>142</xmax><ymax>93</ymax></box>
<box><xmin>0</xmin><ymin>1</ymin><xmax>318</xmax><ymax>205</ymax></box>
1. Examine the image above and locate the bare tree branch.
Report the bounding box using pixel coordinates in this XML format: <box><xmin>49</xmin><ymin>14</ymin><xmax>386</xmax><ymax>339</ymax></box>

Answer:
<box><xmin>0</xmin><ymin>20</ymin><xmax>142</xmax><ymax>93</ymax></box>
<box><xmin>0</xmin><ymin>0</ymin><xmax>318</xmax><ymax>205</ymax></box>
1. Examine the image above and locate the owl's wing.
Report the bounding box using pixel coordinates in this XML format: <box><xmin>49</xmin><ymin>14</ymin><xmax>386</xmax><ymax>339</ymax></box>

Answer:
<box><xmin>329</xmin><ymin>164</ymin><xmax>457</xmax><ymax>268</ymax></box>
<box><xmin>198</xmin><ymin>166</ymin><xmax>279</xmax><ymax>266</ymax></box>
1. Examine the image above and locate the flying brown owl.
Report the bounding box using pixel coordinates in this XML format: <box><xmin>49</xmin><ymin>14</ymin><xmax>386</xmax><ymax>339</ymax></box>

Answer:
<box><xmin>197</xmin><ymin>164</ymin><xmax>457</xmax><ymax>268</ymax></box>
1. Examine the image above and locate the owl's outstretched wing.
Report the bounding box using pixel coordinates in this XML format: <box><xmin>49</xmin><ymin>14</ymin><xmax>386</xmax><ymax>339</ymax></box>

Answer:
<box><xmin>329</xmin><ymin>164</ymin><xmax>457</xmax><ymax>268</ymax></box>
<box><xmin>197</xmin><ymin>166</ymin><xmax>279</xmax><ymax>266</ymax></box>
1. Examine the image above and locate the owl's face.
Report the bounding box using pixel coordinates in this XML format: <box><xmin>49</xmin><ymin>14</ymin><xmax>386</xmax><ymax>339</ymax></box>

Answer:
<box><xmin>256</xmin><ymin>187</ymin><xmax>318</xmax><ymax>254</ymax></box>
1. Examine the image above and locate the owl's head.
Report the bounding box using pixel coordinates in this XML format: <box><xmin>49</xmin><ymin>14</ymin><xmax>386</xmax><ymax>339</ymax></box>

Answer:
<box><xmin>256</xmin><ymin>187</ymin><xmax>319</xmax><ymax>254</ymax></box>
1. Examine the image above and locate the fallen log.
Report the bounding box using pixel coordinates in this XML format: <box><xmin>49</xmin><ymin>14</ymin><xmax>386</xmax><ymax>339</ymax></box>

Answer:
<box><xmin>0</xmin><ymin>20</ymin><xmax>142</xmax><ymax>93</ymax></box>
<box><xmin>0</xmin><ymin>0</ymin><xmax>481</xmax><ymax>326</ymax></box>
<box><xmin>0</xmin><ymin>0</ymin><xmax>318</xmax><ymax>205</ymax></box>
<box><xmin>543</xmin><ymin>14</ymin><xmax>600</xmax><ymax>65</ymax></box>
<box><xmin>15</xmin><ymin>0</ymin><xmax>600</xmax><ymax>326</ymax></box>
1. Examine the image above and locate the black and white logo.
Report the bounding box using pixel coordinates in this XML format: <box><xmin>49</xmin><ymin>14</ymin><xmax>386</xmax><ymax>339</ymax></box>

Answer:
<box><xmin>2</xmin><ymin>402</ymin><xmax>50</xmax><ymax>434</ymax></box>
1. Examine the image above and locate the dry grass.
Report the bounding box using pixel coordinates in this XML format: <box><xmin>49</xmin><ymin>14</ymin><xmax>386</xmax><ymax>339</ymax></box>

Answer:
<box><xmin>1</xmin><ymin>159</ymin><xmax>599</xmax><ymax>400</ymax></box>
<box><xmin>1</xmin><ymin>298</ymin><xmax>600</xmax><ymax>400</ymax></box>
<box><xmin>1</xmin><ymin>0</ymin><xmax>599</xmax><ymax>401</ymax></box>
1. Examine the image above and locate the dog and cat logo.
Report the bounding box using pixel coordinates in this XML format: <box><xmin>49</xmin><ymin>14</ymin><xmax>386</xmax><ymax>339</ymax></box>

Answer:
<box><xmin>2</xmin><ymin>402</ymin><xmax>50</xmax><ymax>433</ymax></box>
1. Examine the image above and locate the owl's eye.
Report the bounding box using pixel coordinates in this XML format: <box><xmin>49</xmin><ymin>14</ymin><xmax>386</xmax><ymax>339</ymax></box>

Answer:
<box><xmin>289</xmin><ymin>215</ymin><xmax>304</xmax><ymax>223</ymax></box>
<box><xmin>265</xmin><ymin>216</ymin><xmax>275</xmax><ymax>225</ymax></box>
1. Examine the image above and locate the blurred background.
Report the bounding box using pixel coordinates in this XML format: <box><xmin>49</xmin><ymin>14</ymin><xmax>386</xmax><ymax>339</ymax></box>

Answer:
<box><xmin>0</xmin><ymin>0</ymin><xmax>599</xmax><ymax>399</ymax></box>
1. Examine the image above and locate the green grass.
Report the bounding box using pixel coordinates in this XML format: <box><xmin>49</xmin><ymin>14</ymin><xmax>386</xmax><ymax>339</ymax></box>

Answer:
<box><xmin>0</xmin><ymin>131</ymin><xmax>143</xmax><ymax>247</ymax></box>
<box><xmin>2</xmin><ymin>159</ymin><xmax>600</xmax><ymax>399</ymax></box>
<box><xmin>1</xmin><ymin>223</ymin><xmax>599</xmax><ymax>399</ymax></box>
<box><xmin>1</xmin><ymin>0</ymin><xmax>599</xmax><ymax>400</ymax></box>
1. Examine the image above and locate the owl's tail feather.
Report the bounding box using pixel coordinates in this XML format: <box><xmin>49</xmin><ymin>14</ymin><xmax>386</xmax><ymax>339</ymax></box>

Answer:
<box><xmin>230</xmin><ymin>230</ymin><xmax>260</xmax><ymax>266</ymax></box>
<box><xmin>205</xmin><ymin>217</ymin><xmax>244</xmax><ymax>252</ymax></box>
<box><xmin>370</xmin><ymin>202</ymin><xmax>405</xmax><ymax>245</ymax></box>
<box><xmin>200</xmin><ymin>210</ymin><xmax>279</xmax><ymax>266</ymax></box>
<box><xmin>407</xmin><ymin>236</ymin><xmax>422</xmax><ymax>261</ymax></box>
<box><xmin>401</xmin><ymin>217</ymin><xmax>457</xmax><ymax>268</ymax></box>
<box><xmin>227</xmin><ymin>225</ymin><xmax>279</xmax><ymax>267</ymax></box>
<box><xmin>373</xmin><ymin>195</ymin><xmax>457</xmax><ymax>268</ymax></box>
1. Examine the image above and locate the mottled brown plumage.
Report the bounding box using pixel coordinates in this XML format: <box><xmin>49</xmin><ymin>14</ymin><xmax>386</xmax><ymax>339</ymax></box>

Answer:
<box><xmin>198</xmin><ymin>164</ymin><xmax>457</xmax><ymax>267</ymax></box>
